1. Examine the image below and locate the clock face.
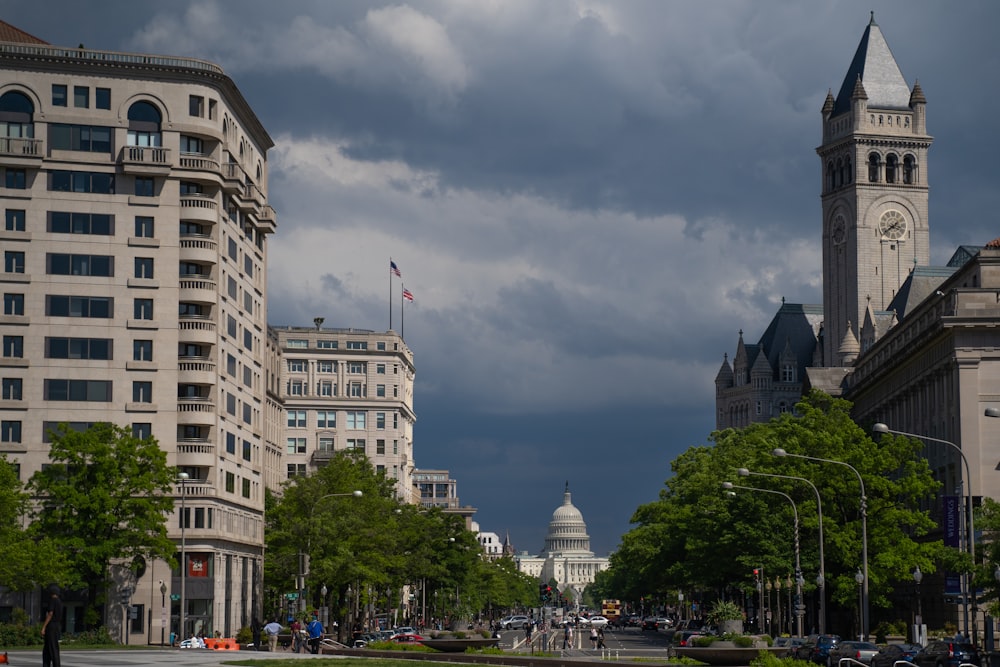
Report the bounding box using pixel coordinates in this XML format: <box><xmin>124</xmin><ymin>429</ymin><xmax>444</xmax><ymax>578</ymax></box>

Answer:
<box><xmin>878</xmin><ymin>210</ymin><xmax>907</xmax><ymax>240</ymax></box>
<box><xmin>831</xmin><ymin>216</ymin><xmax>846</xmax><ymax>245</ymax></box>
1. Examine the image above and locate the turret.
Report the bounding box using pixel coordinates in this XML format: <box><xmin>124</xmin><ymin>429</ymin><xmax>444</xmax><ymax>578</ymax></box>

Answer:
<box><xmin>910</xmin><ymin>80</ymin><xmax>927</xmax><ymax>134</ymax></box>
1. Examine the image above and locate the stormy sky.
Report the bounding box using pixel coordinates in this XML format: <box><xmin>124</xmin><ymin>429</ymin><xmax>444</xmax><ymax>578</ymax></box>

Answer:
<box><xmin>7</xmin><ymin>1</ymin><xmax>1000</xmax><ymax>556</ymax></box>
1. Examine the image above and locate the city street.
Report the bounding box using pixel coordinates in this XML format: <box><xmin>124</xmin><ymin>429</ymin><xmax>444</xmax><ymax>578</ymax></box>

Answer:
<box><xmin>0</xmin><ymin>647</ymin><xmax>329</xmax><ymax>666</ymax></box>
<box><xmin>501</xmin><ymin>623</ymin><xmax>675</xmax><ymax>658</ymax></box>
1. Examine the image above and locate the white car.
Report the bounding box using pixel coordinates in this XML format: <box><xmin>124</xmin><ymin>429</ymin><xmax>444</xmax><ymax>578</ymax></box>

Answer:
<box><xmin>586</xmin><ymin>615</ymin><xmax>611</xmax><ymax>628</ymax></box>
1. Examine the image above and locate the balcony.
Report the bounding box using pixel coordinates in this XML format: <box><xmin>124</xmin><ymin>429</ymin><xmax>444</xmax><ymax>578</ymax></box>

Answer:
<box><xmin>178</xmin><ymin>358</ymin><xmax>217</xmax><ymax>385</ymax></box>
<box><xmin>311</xmin><ymin>448</ymin><xmax>337</xmax><ymax>465</ymax></box>
<box><xmin>221</xmin><ymin>162</ymin><xmax>245</xmax><ymax>194</ymax></box>
<box><xmin>178</xmin><ymin>317</ymin><xmax>217</xmax><ymax>345</ymax></box>
<box><xmin>179</xmin><ymin>277</ymin><xmax>217</xmax><ymax>304</ymax></box>
<box><xmin>177</xmin><ymin>397</ymin><xmax>215</xmax><ymax>426</ymax></box>
<box><xmin>257</xmin><ymin>204</ymin><xmax>277</xmax><ymax>234</ymax></box>
<box><xmin>179</xmin><ymin>237</ymin><xmax>218</xmax><ymax>264</ymax></box>
<box><xmin>178</xmin><ymin>152</ymin><xmax>220</xmax><ymax>173</ymax></box>
<box><xmin>177</xmin><ymin>440</ymin><xmax>215</xmax><ymax>468</ymax></box>
<box><xmin>0</xmin><ymin>136</ymin><xmax>43</xmax><ymax>167</ymax></box>
<box><xmin>119</xmin><ymin>146</ymin><xmax>172</xmax><ymax>175</ymax></box>
<box><xmin>179</xmin><ymin>194</ymin><xmax>219</xmax><ymax>223</ymax></box>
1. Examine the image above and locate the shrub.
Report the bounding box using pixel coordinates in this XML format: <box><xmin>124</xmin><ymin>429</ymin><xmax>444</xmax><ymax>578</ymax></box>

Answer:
<box><xmin>707</xmin><ymin>600</ymin><xmax>744</xmax><ymax>624</ymax></box>
<box><xmin>235</xmin><ymin>625</ymin><xmax>252</xmax><ymax>645</ymax></box>
<box><xmin>732</xmin><ymin>635</ymin><xmax>754</xmax><ymax>648</ymax></box>
<box><xmin>693</xmin><ymin>636</ymin><xmax>717</xmax><ymax>647</ymax></box>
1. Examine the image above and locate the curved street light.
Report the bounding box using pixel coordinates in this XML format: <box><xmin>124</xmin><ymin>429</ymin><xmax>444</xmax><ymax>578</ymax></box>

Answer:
<box><xmin>176</xmin><ymin>472</ymin><xmax>190</xmax><ymax>643</ymax></box>
<box><xmin>722</xmin><ymin>481</ymin><xmax>804</xmax><ymax>637</ymax></box>
<box><xmin>772</xmin><ymin>447</ymin><xmax>869</xmax><ymax>641</ymax></box>
<box><xmin>739</xmin><ymin>467</ymin><xmax>826</xmax><ymax>634</ymax></box>
<box><xmin>873</xmin><ymin>423</ymin><xmax>976</xmax><ymax>642</ymax></box>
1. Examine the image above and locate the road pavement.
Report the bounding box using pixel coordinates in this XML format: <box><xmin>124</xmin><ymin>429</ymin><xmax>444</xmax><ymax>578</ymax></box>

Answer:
<box><xmin>1</xmin><ymin>647</ymin><xmax>328</xmax><ymax>666</ymax></box>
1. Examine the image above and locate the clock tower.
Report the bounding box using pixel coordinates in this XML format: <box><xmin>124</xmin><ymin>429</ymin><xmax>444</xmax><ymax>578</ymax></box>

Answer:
<box><xmin>818</xmin><ymin>13</ymin><xmax>932</xmax><ymax>366</ymax></box>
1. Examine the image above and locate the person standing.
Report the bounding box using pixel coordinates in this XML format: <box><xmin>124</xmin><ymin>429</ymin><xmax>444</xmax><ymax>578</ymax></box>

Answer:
<box><xmin>289</xmin><ymin>617</ymin><xmax>302</xmax><ymax>652</ymax></box>
<box><xmin>250</xmin><ymin>616</ymin><xmax>262</xmax><ymax>650</ymax></box>
<box><xmin>307</xmin><ymin>614</ymin><xmax>324</xmax><ymax>654</ymax></box>
<box><xmin>263</xmin><ymin>618</ymin><xmax>282</xmax><ymax>652</ymax></box>
<box><xmin>562</xmin><ymin>623</ymin><xmax>571</xmax><ymax>649</ymax></box>
<box><xmin>590</xmin><ymin>626</ymin><xmax>598</xmax><ymax>649</ymax></box>
<box><xmin>41</xmin><ymin>584</ymin><xmax>62</xmax><ymax>667</ymax></box>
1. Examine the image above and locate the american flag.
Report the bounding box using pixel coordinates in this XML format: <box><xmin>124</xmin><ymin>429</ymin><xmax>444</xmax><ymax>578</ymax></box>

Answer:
<box><xmin>402</xmin><ymin>288</ymin><xmax>414</xmax><ymax>302</ymax></box>
<box><xmin>390</xmin><ymin>260</ymin><xmax>401</xmax><ymax>277</ymax></box>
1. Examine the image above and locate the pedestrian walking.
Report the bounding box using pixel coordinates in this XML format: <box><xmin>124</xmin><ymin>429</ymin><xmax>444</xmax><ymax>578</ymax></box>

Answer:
<box><xmin>41</xmin><ymin>584</ymin><xmax>62</xmax><ymax>667</ymax></box>
<box><xmin>562</xmin><ymin>623</ymin><xmax>572</xmax><ymax>649</ymax></box>
<box><xmin>597</xmin><ymin>627</ymin><xmax>606</xmax><ymax>649</ymax></box>
<box><xmin>590</xmin><ymin>626</ymin><xmax>598</xmax><ymax>648</ymax></box>
<box><xmin>307</xmin><ymin>614</ymin><xmax>324</xmax><ymax>654</ymax></box>
<box><xmin>250</xmin><ymin>616</ymin><xmax>262</xmax><ymax>650</ymax></box>
<box><xmin>263</xmin><ymin>618</ymin><xmax>282</xmax><ymax>652</ymax></box>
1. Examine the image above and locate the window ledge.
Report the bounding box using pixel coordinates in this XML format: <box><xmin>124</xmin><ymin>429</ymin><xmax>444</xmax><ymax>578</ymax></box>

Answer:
<box><xmin>125</xmin><ymin>361</ymin><xmax>158</xmax><ymax>371</ymax></box>
<box><xmin>0</xmin><ymin>400</ymin><xmax>26</xmax><ymax>411</ymax></box>
<box><xmin>125</xmin><ymin>402</ymin><xmax>158</xmax><ymax>412</ymax></box>
<box><xmin>128</xmin><ymin>237</ymin><xmax>161</xmax><ymax>248</ymax></box>
<box><xmin>0</xmin><ymin>230</ymin><xmax>31</xmax><ymax>242</ymax></box>
<box><xmin>127</xmin><ymin>278</ymin><xmax>159</xmax><ymax>289</ymax></box>
<box><xmin>0</xmin><ymin>272</ymin><xmax>30</xmax><ymax>284</ymax></box>
<box><xmin>0</xmin><ymin>315</ymin><xmax>28</xmax><ymax>326</ymax></box>
<box><xmin>126</xmin><ymin>319</ymin><xmax>159</xmax><ymax>330</ymax></box>
<box><xmin>128</xmin><ymin>195</ymin><xmax>161</xmax><ymax>207</ymax></box>
<box><xmin>0</xmin><ymin>358</ymin><xmax>29</xmax><ymax>368</ymax></box>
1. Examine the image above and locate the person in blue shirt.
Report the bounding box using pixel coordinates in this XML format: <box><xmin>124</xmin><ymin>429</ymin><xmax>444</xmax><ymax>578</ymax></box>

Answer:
<box><xmin>307</xmin><ymin>614</ymin><xmax>324</xmax><ymax>654</ymax></box>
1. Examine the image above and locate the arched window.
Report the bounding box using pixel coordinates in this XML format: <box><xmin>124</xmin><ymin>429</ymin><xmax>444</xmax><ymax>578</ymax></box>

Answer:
<box><xmin>885</xmin><ymin>154</ymin><xmax>898</xmax><ymax>184</ymax></box>
<box><xmin>828</xmin><ymin>162</ymin><xmax>836</xmax><ymax>191</ymax></box>
<box><xmin>903</xmin><ymin>155</ymin><xmax>915</xmax><ymax>185</ymax></box>
<box><xmin>868</xmin><ymin>153</ymin><xmax>880</xmax><ymax>183</ymax></box>
<box><xmin>127</xmin><ymin>101</ymin><xmax>162</xmax><ymax>147</ymax></box>
<box><xmin>0</xmin><ymin>91</ymin><xmax>35</xmax><ymax>138</ymax></box>
<box><xmin>845</xmin><ymin>156</ymin><xmax>852</xmax><ymax>184</ymax></box>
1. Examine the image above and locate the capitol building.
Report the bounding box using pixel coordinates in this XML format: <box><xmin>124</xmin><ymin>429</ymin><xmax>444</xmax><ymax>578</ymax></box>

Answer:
<box><xmin>515</xmin><ymin>484</ymin><xmax>610</xmax><ymax>600</ymax></box>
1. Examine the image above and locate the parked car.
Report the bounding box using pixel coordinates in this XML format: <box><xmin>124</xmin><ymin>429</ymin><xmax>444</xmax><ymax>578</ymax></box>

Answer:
<box><xmin>392</xmin><ymin>633</ymin><xmax>424</xmax><ymax>643</ymax></box>
<box><xmin>797</xmin><ymin>635</ymin><xmax>842</xmax><ymax>664</ymax></box>
<box><xmin>871</xmin><ymin>643</ymin><xmax>922</xmax><ymax>667</ymax></box>
<box><xmin>829</xmin><ymin>641</ymin><xmax>880</xmax><ymax>666</ymax></box>
<box><xmin>674</xmin><ymin>630</ymin><xmax>706</xmax><ymax>647</ymax></box>
<box><xmin>625</xmin><ymin>614</ymin><xmax>642</xmax><ymax>627</ymax></box>
<box><xmin>913</xmin><ymin>641</ymin><xmax>981</xmax><ymax>667</ymax></box>
<box><xmin>776</xmin><ymin>636</ymin><xmax>806</xmax><ymax>657</ymax></box>
<box><xmin>500</xmin><ymin>615</ymin><xmax>531</xmax><ymax>630</ymax></box>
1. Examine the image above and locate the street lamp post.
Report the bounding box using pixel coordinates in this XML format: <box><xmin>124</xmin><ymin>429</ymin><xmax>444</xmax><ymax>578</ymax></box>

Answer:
<box><xmin>739</xmin><ymin>467</ymin><xmax>826</xmax><ymax>634</ymax></box>
<box><xmin>855</xmin><ymin>569</ymin><xmax>864</xmax><ymax>640</ymax></box>
<box><xmin>772</xmin><ymin>448</ymin><xmax>869</xmax><ymax>640</ymax></box>
<box><xmin>722</xmin><ymin>481</ymin><xmax>804</xmax><ymax>637</ymax></box>
<box><xmin>303</xmin><ymin>491</ymin><xmax>363</xmax><ymax>614</ymax></box>
<box><xmin>873</xmin><ymin>424</ymin><xmax>976</xmax><ymax>642</ymax></box>
<box><xmin>159</xmin><ymin>580</ymin><xmax>167</xmax><ymax>645</ymax></box>
<box><xmin>914</xmin><ymin>566</ymin><xmax>923</xmax><ymax>637</ymax></box>
<box><xmin>177</xmin><ymin>472</ymin><xmax>189</xmax><ymax>644</ymax></box>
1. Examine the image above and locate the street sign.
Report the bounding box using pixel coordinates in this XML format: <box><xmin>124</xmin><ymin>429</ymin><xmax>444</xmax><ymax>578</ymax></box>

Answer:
<box><xmin>285</xmin><ymin>592</ymin><xmax>299</xmax><ymax>601</ymax></box>
<box><xmin>170</xmin><ymin>594</ymin><xmax>180</xmax><ymax>601</ymax></box>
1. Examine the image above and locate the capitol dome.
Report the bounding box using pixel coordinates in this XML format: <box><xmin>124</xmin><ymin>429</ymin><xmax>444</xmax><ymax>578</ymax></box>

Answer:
<box><xmin>540</xmin><ymin>483</ymin><xmax>593</xmax><ymax>556</ymax></box>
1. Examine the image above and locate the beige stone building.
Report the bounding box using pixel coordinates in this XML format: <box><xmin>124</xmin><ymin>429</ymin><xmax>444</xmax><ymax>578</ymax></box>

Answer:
<box><xmin>0</xmin><ymin>24</ymin><xmax>275</xmax><ymax>638</ymax></box>
<box><xmin>271</xmin><ymin>324</ymin><xmax>416</xmax><ymax>499</ymax></box>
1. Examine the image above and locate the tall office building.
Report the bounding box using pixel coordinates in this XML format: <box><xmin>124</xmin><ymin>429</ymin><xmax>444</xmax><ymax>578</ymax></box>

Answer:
<box><xmin>0</xmin><ymin>24</ymin><xmax>275</xmax><ymax>638</ymax></box>
<box><xmin>272</xmin><ymin>325</ymin><xmax>416</xmax><ymax>500</ymax></box>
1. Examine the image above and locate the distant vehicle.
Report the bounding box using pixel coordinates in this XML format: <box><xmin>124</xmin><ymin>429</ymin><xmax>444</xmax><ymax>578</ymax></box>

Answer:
<box><xmin>624</xmin><ymin>614</ymin><xmax>642</xmax><ymax>627</ymax></box>
<box><xmin>913</xmin><ymin>641</ymin><xmax>981</xmax><ymax>667</ymax></box>
<box><xmin>797</xmin><ymin>635</ymin><xmax>841</xmax><ymax>664</ymax></box>
<box><xmin>871</xmin><ymin>644</ymin><xmax>922</xmax><ymax>667</ymax></box>
<box><xmin>392</xmin><ymin>633</ymin><xmax>424</xmax><ymax>643</ymax></box>
<box><xmin>392</xmin><ymin>626</ymin><xmax>416</xmax><ymax>637</ymax></box>
<box><xmin>775</xmin><ymin>637</ymin><xmax>806</xmax><ymax>658</ymax></box>
<box><xmin>587</xmin><ymin>615</ymin><xmax>611</xmax><ymax>628</ymax></box>
<box><xmin>601</xmin><ymin>599</ymin><xmax>622</xmax><ymax>624</ymax></box>
<box><xmin>674</xmin><ymin>630</ymin><xmax>705</xmax><ymax>647</ymax></box>
<box><xmin>500</xmin><ymin>615</ymin><xmax>531</xmax><ymax>630</ymax></box>
<box><xmin>829</xmin><ymin>641</ymin><xmax>879</xmax><ymax>666</ymax></box>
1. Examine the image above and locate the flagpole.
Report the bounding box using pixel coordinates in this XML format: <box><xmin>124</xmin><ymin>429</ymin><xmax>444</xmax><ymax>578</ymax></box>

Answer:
<box><xmin>389</xmin><ymin>258</ymin><xmax>393</xmax><ymax>331</ymax></box>
<box><xmin>401</xmin><ymin>283</ymin><xmax>405</xmax><ymax>341</ymax></box>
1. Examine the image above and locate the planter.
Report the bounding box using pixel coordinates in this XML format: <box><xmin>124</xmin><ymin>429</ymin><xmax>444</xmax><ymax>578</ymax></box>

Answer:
<box><xmin>719</xmin><ymin>620</ymin><xmax>743</xmax><ymax>635</ymax></box>
<box><xmin>421</xmin><ymin>638</ymin><xmax>501</xmax><ymax>653</ymax></box>
<box><xmin>674</xmin><ymin>645</ymin><xmax>786</xmax><ymax>666</ymax></box>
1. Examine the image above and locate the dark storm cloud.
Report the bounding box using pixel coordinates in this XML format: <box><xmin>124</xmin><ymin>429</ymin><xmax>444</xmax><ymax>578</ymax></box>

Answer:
<box><xmin>7</xmin><ymin>0</ymin><xmax>999</xmax><ymax>556</ymax></box>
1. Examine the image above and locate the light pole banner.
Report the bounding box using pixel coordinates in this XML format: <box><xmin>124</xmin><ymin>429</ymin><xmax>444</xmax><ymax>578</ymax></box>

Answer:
<box><xmin>943</xmin><ymin>495</ymin><xmax>962</xmax><ymax>595</ymax></box>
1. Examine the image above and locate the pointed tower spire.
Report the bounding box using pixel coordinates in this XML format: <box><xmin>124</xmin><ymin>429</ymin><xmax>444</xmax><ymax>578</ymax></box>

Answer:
<box><xmin>832</xmin><ymin>16</ymin><xmax>910</xmax><ymax>116</ymax></box>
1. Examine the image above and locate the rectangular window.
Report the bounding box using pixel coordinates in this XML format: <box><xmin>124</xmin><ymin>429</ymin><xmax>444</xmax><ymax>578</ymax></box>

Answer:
<box><xmin>3</xmin><ymin>293</ymin><xmax>24</xmax><ymax>316</ymax></box>
<box><xmin>348</xmin><ymin>362</ymin><xmax>364</xmax><ymax>374</ymax></box>
<box><xmin>317</xmin><ymin>381</ymin><xmax>333</xmax><ymax>396</ymax></box>
<box><xmin>134</xmin><ymin>176</ymin><xmax>154</xmax><ymax>197</ymax></box>
<box><xmin>48</xmin><ymin>295</ymin><xmax>112</xmax><ymax>318</ymax></box>
<box><xmin>194</xmin><ymin>508</ymin><xmax>206</xmax><ymax>529</ymax></box>
<box><xmin>179</xmin><ymin>135</ymin><xmax>203</xmax><ymax>153</ymax></box>
<box><xmin>226</xmin><ymin>353</ymin><xmax>236</xmax><ymax>377</ymax></box>
<box><xmin>48</xmin><ymin>212</ymin><xmax>113</xmax><ymax>236</ymax></box>
<box><xmin>318</xmin><ymin>437</ymin><xmax>334</xmax><ymax>452</ymax></box>
<box><xmin>133</xmin><ymin>340</ymin><xmax>152</xmax><ymax>361</ymax></box>
<box><xmin>5</xmin><ymin>168</ymin><xmax>26</xmax><ymax>189</ymax></box>
<box><xmin>242</xmin><ymin>439</ymin><xmax>251</xmax><ymax>462</ymax></box>
<box><xmin>286</xmin><ymin>338</ymin><xmax>307</xmax><ymax>349</ymax></box>
<box><xmin>376</xmin><ymin>384</ymin><xmax>386</xmax><ymax>397</ymax></box>
<box><xmin>95</xmin><ymin>87</ymin><xmax>110</xmax><ymax>110</ymax></box>
<box><xmin>227</xmin><ymin>275</ymin><xmax>237</xmax><ymax>299</ymax></box>
<box><xmin>377</xmin><ymin>342</ymin><xmax>386</xmax><ymax>351</ymax></box>
<box><xmin>393</xmin><ymin>385</ymin><xmax>398</xmax><ymax>398</ymax></box>
<box><xmin>5</xmin><ymin>209</ymin><xmax>25</xmax><ymax>231</ymax></box>
<box><xmin>179</xmin><ymin>262</ymin><xmax>206</xmax><ymax>277</ymax></box>
<box><xmin>226</xmin><ymin>432</ymin><xmax>236</xmax><ymax>455</ymax></box>
<box><xmin>346</xmin><ymin>411</ymin><xmax>366</xmax><ymax>429</ymax></box>
<box><xmin>376</xmin><ymin>363</ymin><xmax>386</xmax><ymax>375</ymax></box>
<box><xmin>376</xmin><ymin>439</ymin><xmax>385</xmax><ymax>455</ymax></box>
<box><xmin>349</xmin><ymin>382</ymin><xmax>364</xmax><ymax>397</ymax></box>
<box><xmin>346</xmin><ymin>438</ymin><xmax>365</xmax><ymax>453</ymax></box>
<box><xmin>287</xmin><ymin>380</ymin><xmax>304</xmax><ymax>396</ymax></box>
<box><xmin>134</xmin><ymin>216</ymin><xmax>154</xmax><ymax>238</ymax></box>
<box><xmin>287</xmin><ymin>410</ymin><xmax>306</xmax><ymax>428</ymax></box>
<box><xmin>47</xmin><ymin>253</ymin><xmax>113</xmax><ymax>277</ymax></box>
<box><xmin>244</xmin><ymin>254</ymin><xmax>253</xmax><ymax>278</ymax></box>
<box><xmin>189</xmin><ymin>95</ymin><xmax>204</xmax><ymax>117</ymax></box>
<box><xmin>346</xmin><ymin>341</ymin><xmax>367</xmax><ymax>350</ymax></box>
<box><xmin>226</xmin><ymin>315</ymin><xmax>237</xmax><ymax>338</ymax></box>
<box><xmin>2</xmin><ymin>336</ymin><xmax>23</xmax><ymax>358</ymax></box>
<box><xmin>227</xmin><ymin>237</ymin><xmax>238</xmax><ymax>261</ymax></box>
<box><xmin>44</xmin><ymin>379</ymin><xmax>112</xmax><ymax>401</ymax></box>
<box><xmin>52</xmin><ymin>84</ymin><xmax>67</xmax><ymax>107</ymax></box>
<box><xmin>242</xmin><ymin>478</ymin><xmax>251</xmax><ymax>498</ymax></box>
<box><xmin>243</xmin><ymin>329</ymin><xmax>252</xmax><ymax>351</ymax></box>
<box><xmin>287</xmin><ymin>464</ymin><xmax>306</xmax><ymax>478</ymax></box>
<box><xmin>286</xmin><ymin>437</ymin><xmax>306</xmax><ymax>454</ymax></box>
<box><xmin>242</xmin><ymin>402</ymin><xmax>251</xmax><ymax>425</ymax></box>
<box><xmin>393</xmin><ymin>439</ymin><xmax>398</xmax><ymax>455</ymax></box>
<box><xmin>317</xmin><ymin>361</ymin><xmax>335</xmax><ymax>373</ymax></box>
<box><xmin>376</xmin><ymin>412</ymin><xmax>386</xmax><ymax>429</ymax></box>
<box><xmin>2</xmin><ymin>378</ymin><xmax>23</xmax><ymax>400</ymax></box>
<box><xmin>4</xmin><ymin>251</ymin><xmax>25</xmax><ymax>273</ymax></box>
<box><xmin>49</xmin><ymin>124</ymin><xmax>112</xmax><ymax>152</ymax></box>
<box><xmin>50</xmin><ymin>170</ymin><xmax>114</xmax><ymax>194</ymax></box>
<box><xmin>132</xmin><ymin>381</ymin><xmax>152</xmax><ymax>403</ymax></box>
<box><xmin>316</xmin><ymin>340</ymin><xmax>337</xmax><ymax>349</ymax></box>
<box><xmin>317</xmin><ymin>410</ymin><xmax>335</xmax><ymax>428</ymax></box>
<box><xmin>243</xmin><ymin>291</ymin><xmax>253</xmax><ymax>314</ymax></box>
<box><xmin>73</xmin><ymin>86</ymin><xmax>89</xmax><ymax>108</ymax></box>
<box><xmin>132</xmin><ymin>423</ymin><xmax>151</xmax><ymax>440</ymax></box>
<box><xmin>287</xmin><ymin>360</ymin><xmax>306</xmax><ymax>373</ymax></box>
<box><xmin>393</xmin><ymin>412</ymin><xmax>399</xmax><ymax>429</ymax></box>
<box><xmin>225</xmin><ymin>472</ymin><xmax>235</xmax><ymax>493</ymax></box>
<box><xmin>134</xmin><ymin>258</ymin><xmax>154</xmax><ymax>279</ymax></box>
<box><xmin>226</xmin><ymin>392</ymin><xmax>236</xmax><ymax>415</ymax></box>
<box><xmin>46</xmin><ymin>337</ymin><xmax>113</xmax><ymax>360</ymax></box>
<box><xmin>133</xmin><ymin>299</ymin><xmax>153</xmax><ymax>320</ymax></box>
<box><xmin>0</xmin><ymin>421</ymin><xmax>21</xmax><ymax>443</ymax></box>
<box><xmin>243</xmin><ymin>365</ymin><xmax>252</xmax><ymax>388</ymax></box>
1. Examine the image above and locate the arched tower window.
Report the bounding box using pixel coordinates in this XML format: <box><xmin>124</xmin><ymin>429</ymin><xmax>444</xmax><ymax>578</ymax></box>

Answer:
<box><xmin>885</xmin><ymin>154</ymin><xmax>898</xmax><ymax>184</ymax></box>
<box><xmin>903</xmin><ymin>155</ymin><xmax>915</xmax><ymax>185</ymax></box>
<box><xmin>0</xmin><ymin>91</ymin><xmax>35</xmax><ymax>139</ymax></box>
<box><xmin>127</xmin><ymin>101</ymin><xmax>162</xmax><ymax>147</ymax></box>
<box><xmin>845</xmin><ymin>156</ymin><xmax>852</xmax><ymax>184</ymax></box>
<box><xmin>828</xmin><ymin>162</ymin><xmax>836</xmax><ymax>191</ymax></box>
<box><xmin>868</xmin><ymin>153</ymin><xmax>881</xmax><ymax>183</ymax></box>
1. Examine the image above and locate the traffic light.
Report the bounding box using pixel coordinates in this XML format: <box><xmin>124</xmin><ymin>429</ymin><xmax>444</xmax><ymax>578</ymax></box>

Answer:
<box><xmin>539</xmin><ymin>582</ymin><xmax>547</xmax><ymax>602</ymax></box>
<box><xmin>753</xmin><ymin>568</ymin><xmax>760</xmax><ymax>586</ymax></box>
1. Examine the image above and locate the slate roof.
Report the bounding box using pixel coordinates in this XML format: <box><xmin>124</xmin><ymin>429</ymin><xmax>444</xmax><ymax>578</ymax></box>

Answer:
<box><xmin>887</xmin><ymin>265</ymin><xmax>957</xmax><ymax>320</ymax></box>
<box><xmin>0</xmin><ymin>20</ymin><xmax>48</xmax><ymax>45</ymax></box>
<box><xmin>833</xmin><ymin>13</ymin><xmax>911</xmax><ymax>116</ymax></box>
<box><xmin>757</xmin><ymin>302</ymin><xmax>823</xmax><ymax>377</ymax></box>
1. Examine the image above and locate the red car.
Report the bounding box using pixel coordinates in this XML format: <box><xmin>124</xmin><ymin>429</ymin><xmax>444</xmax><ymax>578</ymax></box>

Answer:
<box><xmin>392</xmin><ymin>633</ymin><xmax>424</xmax><ymax>643</ymax></box>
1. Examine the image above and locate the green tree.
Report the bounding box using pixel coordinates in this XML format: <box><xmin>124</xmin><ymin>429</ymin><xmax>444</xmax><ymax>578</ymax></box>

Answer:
<box><xmin>28</xmin><ymin>423</ymin><xmax>176</xmax><ymax>627</ymax></box>
<box><xmin>607</xmin><ymin>391</ymin><xmax>952</xmax><ymax>633</ymax></box>
<box><xmin>0</xmin><ymin>455</ymin><xmax>68</xmax><ymax>590</ymax></box>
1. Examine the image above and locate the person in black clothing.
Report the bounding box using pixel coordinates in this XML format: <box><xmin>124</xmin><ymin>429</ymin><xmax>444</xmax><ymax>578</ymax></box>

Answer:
<box><xmin>41</xmin><ymin>584</ymin><xmax>62</xmax><ymax>667</ymax></box>
<box><xmin>251</xmin><ymin>616</ymin><xmax>262</xmax><ymax>650</ymax></box>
